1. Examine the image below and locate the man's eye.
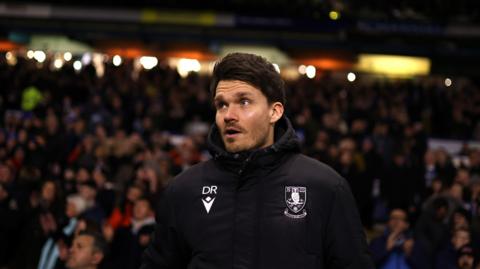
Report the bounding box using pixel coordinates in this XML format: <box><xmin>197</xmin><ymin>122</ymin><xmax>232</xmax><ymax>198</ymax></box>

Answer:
<box><xmin>240</xmin><ymin>99</ymin><xmax>250</xmax><ymax>106</ymax></box>
<box><xmin>216</xmin><ymin>102</ymin><xmax>227</xmax><ymax>110</ymax></box>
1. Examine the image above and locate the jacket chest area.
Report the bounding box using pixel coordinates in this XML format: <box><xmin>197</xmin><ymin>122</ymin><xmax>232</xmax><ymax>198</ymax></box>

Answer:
<box><xmin>177</xmin><ymin>174</ymin><xmax>317</xmax><ymax>256</ymax></box>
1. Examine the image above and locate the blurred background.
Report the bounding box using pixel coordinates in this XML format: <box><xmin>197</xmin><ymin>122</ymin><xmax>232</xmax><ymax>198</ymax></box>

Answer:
<box><xmin>0</xmin><ymin>0</ymin><xmax>480</xmax><ymax>268</ymax></box>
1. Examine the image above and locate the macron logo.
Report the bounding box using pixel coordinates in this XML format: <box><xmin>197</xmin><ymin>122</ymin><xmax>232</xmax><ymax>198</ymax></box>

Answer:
<box><xmin>201</xmin><ymin>186</ymin><xmax>217</xmax><ymax>214</ymax></box>
<box><xmin>202</xmin><ymin>197</ymin><xmax>215</xmax><ymax>213</ymax></box>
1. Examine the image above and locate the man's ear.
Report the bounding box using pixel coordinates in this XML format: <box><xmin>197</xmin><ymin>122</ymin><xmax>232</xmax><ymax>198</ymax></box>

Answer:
<box><xmin>92</xmin><ymin>252</ymin><xmax>104</xmax><ymax>265</ymax></box>
<box><xmin>269</xmin><ymin>102</ymin><xmax>284</xmax><ymax>124</ymax></box>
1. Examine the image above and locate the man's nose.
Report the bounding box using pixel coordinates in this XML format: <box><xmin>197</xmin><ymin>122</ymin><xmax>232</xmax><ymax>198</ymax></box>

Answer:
<box><xmin>224</xmin><ymin>106</ymin><xmax>238</xmax><ymax>122</ymax></box>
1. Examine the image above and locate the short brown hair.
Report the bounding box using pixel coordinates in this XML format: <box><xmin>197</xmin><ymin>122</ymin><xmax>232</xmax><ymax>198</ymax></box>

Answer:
<box><xmin>210</xmin><ymin>53</ymin><xmax>286</xmax><ymax>105</ymax></box>
<box><xmin>78</xmin><ymin>230</ymin><xmax>107</xmax><ymax>255</ymax></box>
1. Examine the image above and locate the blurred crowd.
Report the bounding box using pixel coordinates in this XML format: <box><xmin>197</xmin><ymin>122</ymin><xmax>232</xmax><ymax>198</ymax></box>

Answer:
<box><xmin>1</xmin><ymin>55</ymin><xmax>480</xmax><ymax>269</ymax></box>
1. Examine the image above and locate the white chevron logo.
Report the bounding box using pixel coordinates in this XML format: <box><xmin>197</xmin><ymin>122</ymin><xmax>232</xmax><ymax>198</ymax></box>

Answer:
<box><xmin>202</xmin><ymin>196</ymin><xmax>215</xmax><ymax>213</ymax></box>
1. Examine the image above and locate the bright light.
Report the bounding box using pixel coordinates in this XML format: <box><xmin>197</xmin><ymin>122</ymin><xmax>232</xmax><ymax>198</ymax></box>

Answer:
<box><xmin>177</xmin><ymin>58</ymin><xmax>200</xmax><ymax>77</ymax></box>
<box><xmin>33</xmin><ymin>50</ymin><xmax>46</xmax><ymax>63</ymax></box>
<box><xmin>5</xmin><ymin>51</ymin><xmax>13</xmax><ymax>60</ymax></box>
<box><xmin>113</xmin><ymin>55</ymin><xmax>122</xmax><ymax>66</ymax></box>
<box><xmin>81</xmin><ymin>53</ymin><xmax>92</xmax><ymax>66</ymax></box>
<box><xmin>63</xmin><ymin>52</ymin><xmax>72</xmax><ymax>62</ymax></box>
<box><xmin>92</xmin><ymin>53</ymin><xmax>105</xmax><ymax>77</ymax></box>
<box><xmin>298</xmin><ymin>65</ymin><xmax>306</xmax><ymax>75</ymax></box>
<box><xmin>347</xmin><ymin>72</ymin><xmax>356</xmax><ymax>82</ymax></box>
<box><xmin>357</xmin><ymin>54</ymin><xmax>430</xmax><ymax>77</ymax></box>
<box><xmin>445</xmin><ymin>78</ymin><xmax>452</xmax><ymax>87</ymax></box>
<box><xmin>329</xmin><ymin>11</ymin><xmax>340</xmax><ymax>20</ymax></box>
<box><xmin>140</xmin><ymin>56</ymin><xmax>158</xmax><ymax>70</ymax></box>
<box><xmin>27</xmin><ymin>50</ymin><xmax>34</xmax><ymax>59</ymax></box>
<box><xmin>73</xmin><ymin>60</ymin><xmax>82</xmax><ymax>71</ymax></box>
<box><xmin>53</xmin><ymin>58</ymin><xmax>64</xmax><ymax>69</ymax></box>
<box><xmin>306</xmin><ymin>65</ymin><xmax>316</xmax><ymax>79</ymax></box>
<box><xmin>273</xmin><ymin>63</ymin><xmax>280</xmax><ymax>73</ymax></box>
<box><xmin>5</xmin><ymin>51</ymin><xmax>17</xmax><ymax>66</ymax></box>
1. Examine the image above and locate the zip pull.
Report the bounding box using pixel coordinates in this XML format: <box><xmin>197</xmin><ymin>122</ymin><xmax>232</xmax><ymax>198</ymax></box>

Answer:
<box><xmin>238</xmin><ymin>155</ymin><xmax>253</xmax><ymax>175</ymax></box>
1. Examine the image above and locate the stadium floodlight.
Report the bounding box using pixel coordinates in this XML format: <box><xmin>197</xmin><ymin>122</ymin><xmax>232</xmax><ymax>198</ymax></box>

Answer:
<box><xmin>113</xmin><ymin>55</ymin><xmax>122</xmax><ymax>66</ymax></box>
<box><xmin>140</xmin><ymin>56</ymin><xmax>158</xmax><ymax>70</ymax></box>
<box><xmin>347</xmin><ymin>72</ymin><xmax>356</xmax><ymax>82</ymax></box>
<box><xmin>6</xmin><ymin>51</ymin><xmax>17</xmax><ymax>66</ymax></box>
<box><xmin>306</xmin><ymin>65</ymin><xmax>316</xmax><ymax>79</ymax></box>
<box><xmin>357</xmin><ymin>54</ymin><xmax>430</xmax><ymax>77</ymax></box>
<box><xmin>82</xmin><ymin>53</ymin><xmax>92</xmax><ymax>66</ymax></box>
<box><xmin>445</xmin><ymin>78</ymin><xmax>452</xmax><ymax>87</ymax></box>
<box><xmin>63</xmin><ymin>52</ymin><xmax>72</xmax><ymax>62</ymax></box>
<box><xmin>34</xmin><ymin>50</ymin><xmax>46</xmax><ymax>63</ymax></box>
<box><xmin>92</xmin><ymin>53</ymin><xmax>105</xmax><ymax>77</ymax></box>
<box><xmin>177</xmin><ymin>58</ymin><xmax>200</xmax><ymax>77</ymax></box>
<box><xmin>73</xmin><ymin>60</ymin><xmax>82</xmax><ymax>71</ymax></box>
<box><xmin>298</xmin><ymin>65</ymin><xmax>306</xmax><ymax>75</ymax></box>
<box><xmin>54</xmin><ymin>58</ymin><xmax>64</xmax><ymax>69</ymax></box>
<box><xmin>27</xmin><ymin>50</ymin><xmax>34</xmax><ymax>59</ymax></box>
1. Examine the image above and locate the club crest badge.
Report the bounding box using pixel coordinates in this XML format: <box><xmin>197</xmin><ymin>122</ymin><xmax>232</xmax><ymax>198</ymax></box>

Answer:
<box><xmin>284</xmin><ymin>186</ymin><xmax>307</xmax><ymax>219</ymax></box>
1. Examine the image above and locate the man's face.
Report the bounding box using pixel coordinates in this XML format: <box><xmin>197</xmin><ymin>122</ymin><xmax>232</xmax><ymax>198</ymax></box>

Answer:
<box><xmin>388</xmin><ymin>209</ymin><xmax>409</xmax><ymax>234</ymax></box>
<box><xmin>78</xmin><ymin>185</ymin><xmax>97</xmax><ymax>202</ymax></box>
<box><xmin>452</xmin><ymin>230</ymin><xmax>471</xmax><ymax>250</ymax></box>
<box><xmin>214</xmin><ymin>80</ymin><xmax>282</xmax><ymax>153</ymax></box>
<box><xmin>133</xmin><ymin>199</ymin><xmax>152</xmax><ymax>221</ymax></box>
<box><xmin>458</xmin><ymin>254</ymin><xmax>474</xmax><ymax>269</ymax></box>
<box><xmin>66</xmin><ymin>235</ymin><xmax>102</xmax><ymax>269</ymax></box>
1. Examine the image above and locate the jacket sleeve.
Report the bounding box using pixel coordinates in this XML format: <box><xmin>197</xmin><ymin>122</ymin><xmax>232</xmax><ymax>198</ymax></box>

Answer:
<box><xmin>140</xmin><ymin>185</ymin><xmax>191</xmax><ymax>269</ymax></box>
<box><xmin>324</xmin><ymin>180</ymin><xmax>375</xmax><ymax>269</ymax></box>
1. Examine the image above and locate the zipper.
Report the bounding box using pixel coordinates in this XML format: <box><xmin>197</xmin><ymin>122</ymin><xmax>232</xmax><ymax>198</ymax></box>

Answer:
<box><xmin>231</xmin><ymin>153</ymin><xmax>254</xmax><ymax>269</ymax></box>
<box><xmin>232</xmin><ymin>157</ymin><xmax>247</xmax><ymax>269</ymax></box>
<box><xmin>253</xmin><ymin>169</ymin><xmax>264</xmax><ymax>269</ymax></box>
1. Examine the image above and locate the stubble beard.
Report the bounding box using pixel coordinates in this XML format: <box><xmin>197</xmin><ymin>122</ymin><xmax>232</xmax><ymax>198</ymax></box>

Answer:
<box><xmin>223</xmin><ymin>127</ymin><xmax>271</xmax><ymax>153</ymax></box>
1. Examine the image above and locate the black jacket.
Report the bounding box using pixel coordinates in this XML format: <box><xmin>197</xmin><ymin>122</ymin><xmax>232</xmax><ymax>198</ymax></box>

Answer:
<box><xmin>141</xmin><ymin>116</ymin><xmax>373</xmax><ymax>269</ymax></box>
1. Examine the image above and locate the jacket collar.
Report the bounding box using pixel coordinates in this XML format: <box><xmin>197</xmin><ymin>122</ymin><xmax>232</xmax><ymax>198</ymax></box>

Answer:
<box><xmin>207</xmin><ymin>116</ymin><xmax>300</xmax><ymax>174</ymax></box>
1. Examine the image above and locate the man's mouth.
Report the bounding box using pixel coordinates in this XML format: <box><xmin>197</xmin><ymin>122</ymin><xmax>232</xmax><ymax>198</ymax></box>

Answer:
<box><xmin>224</xmin><ymin>127</ymin><xmax>242</xmax><ymax>139</ymax></box>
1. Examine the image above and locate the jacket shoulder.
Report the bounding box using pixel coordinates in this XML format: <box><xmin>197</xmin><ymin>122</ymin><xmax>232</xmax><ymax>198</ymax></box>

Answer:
<box><xmin>287</xmin><ymin>154</ymin><xmax>345</xmax><ymax>190</ymax></box>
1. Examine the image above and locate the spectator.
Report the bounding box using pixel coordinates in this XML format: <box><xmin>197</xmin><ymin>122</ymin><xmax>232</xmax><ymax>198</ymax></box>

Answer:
<box><xmin>421</xmin><ymin>150</ymin><xmax>438</xmax><ymax>199</ymax></box>
<box><xmin>381</xmin><ymin>150</ymin><xmax>417</xmax><ymax>210</ymax></box>
<box><xmin>0</xmin><ymin>182</ymin><xmax>21</xmax><ymax>268</ymax></box>
<box><xmin>14</xmin><ymin>179</ymin><xmax>64</xmax><ymax>269</ymax></box>
<box><xmin>436</xmin><ymin>148</ymin><xmax>456</xmax><ymax>187</ymax></box>
<box><xmin>435</xmin><ymin>227</ymin><xmax>472</xmax><ymax>269</ymax></box>
<box><xmin>77</xmin><ymin>181</ymin><xmax>105</xmax><ymax>225</ymax></box>
<box><xmin>66</xmin><ymin>231</ymin><xmax>107</xmax><ymax>269</ymax></box>
<box><xmin>369</xmin><ymin>208</ymin><xmax>428</xmax><ymax>268</ymax></box>
<box><xmin>415</xmin><ymin>196</ymin><xmax>450</xmax><ymax>261</ymax></box>
<box><xmin>91</xmin><ymin>167</ymin><xmax>115</xmax><ymax>217</ymax></box>
<box><xmin>110</xmin><ymin>197</ymin><xmax>155</xmax><ymax>269</ymax></box>
<box><xmin>37</xmin><ymin>194</ymin><xmax>88</xmax><ymax>269</ymax></box>
<box><xmin>456</xmin><ymin>244</ymin><xmax>476</xmax><ymax>269</ymax></box>
<box><xmin>107</xmin><ymin>183</ymin><xmax>144</xmax><ymax>231</ymax></box>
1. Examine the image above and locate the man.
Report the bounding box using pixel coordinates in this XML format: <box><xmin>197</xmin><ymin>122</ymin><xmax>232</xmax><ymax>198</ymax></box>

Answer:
<box><xmin>78</xmin><ymin>180</ymin><xmax>106</xmax><ymax>225</ymax></box>
<box><xmin>435</xmin><ymin>227</ymin><xmax>472</xmax><ymax>269</ymax></box>
<box><xmin>456</xmin><ymin>244</ymin><xmax>475</xmax><ymax>269</ymax></box>
<box><xmin>142</xmin><ymin>53</ymin><xmax>373</xmax><ymax>268</ymax></box>
<box><xmin>111</xmin><ymin>198</ymin><xmax>156</xmax><ymax>269</ymax></box>
<box><xmin>369</xmin><ymin>208</ymin><xmax>427</xmax><ymax>269</ymax></box>
<box><xmin>37</xmin><ymin>194</ymin><xmax>88</xmax><ymax>269</ymax></box>
<box><xmin>66</xmin><ymin>231</ymin><xmax>107</xmax><ymax>269</ymax></box>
